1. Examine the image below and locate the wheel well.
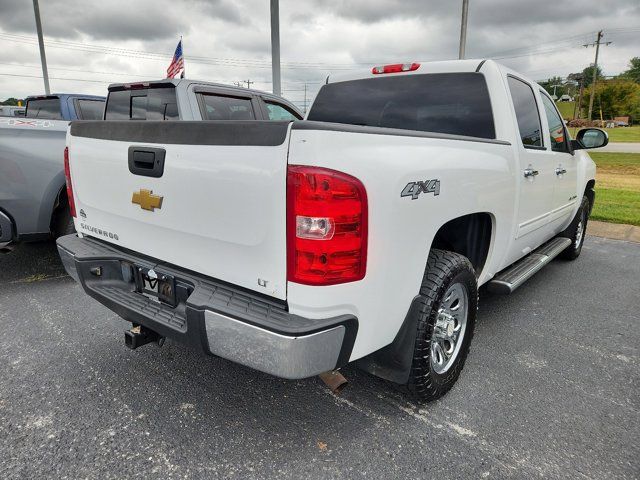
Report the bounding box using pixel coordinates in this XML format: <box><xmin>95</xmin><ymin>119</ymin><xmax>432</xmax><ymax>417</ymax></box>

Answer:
<box><xmin>49</xmin><ymin>186</ymin><xmax>68</xmax><ymax>233</ymax></box>
<box><xmin>584</xmin><ymin>179</ymin><xmax>595</xmax><ymax>214</ymax></box>
<box><xmin>431</xmin><ymin>213</ymin><xmax>492</xmax><ymax>275</ymax></box>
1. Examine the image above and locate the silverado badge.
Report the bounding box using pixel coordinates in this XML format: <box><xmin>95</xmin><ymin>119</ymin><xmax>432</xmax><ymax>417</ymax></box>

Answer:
<box><xmin>132</xmin><ymin>189</ymin><xmax>163</xmax><ymax>211</ymax></box>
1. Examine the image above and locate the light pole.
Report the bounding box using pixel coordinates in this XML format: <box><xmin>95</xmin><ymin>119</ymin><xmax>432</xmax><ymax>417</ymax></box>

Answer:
<box><xmin>32</xmin><ymin>0</ymin><xmax>50</xmax><ymax>94</ymax></box>
<box><xmin>458</xmin><ymin>0</ymin><xmax>469</xmax><ymax>60</ymax></box>
<box><xmin>270</xmin><ymin>0</ymin><xmax>281</xmax><ymax>97</ymax></box>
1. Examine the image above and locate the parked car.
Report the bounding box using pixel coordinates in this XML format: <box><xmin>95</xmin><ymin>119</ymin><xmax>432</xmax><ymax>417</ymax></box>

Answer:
<box><xmin>1</xmin><ymin>81</ymin><xmax>301</xmax><ymax>247</ymax></box>
<box><xmin>57</xmin><ymin>60</ymin><xmax>607</xmax><ymax>402</ymax></box>
<box><xmin>559</xmin><ymin>94</ymin><xmax>573</xmax><ymax>102</ymax></box>
<box><xmin>0</xmin><ymin>93</ymin><xmax>105</xmax><ymax>246</ymax></box>
<box><xmin>0</xmin><ymin>106</ymin><xmax>25</xmax><ymax>117</ymax></box>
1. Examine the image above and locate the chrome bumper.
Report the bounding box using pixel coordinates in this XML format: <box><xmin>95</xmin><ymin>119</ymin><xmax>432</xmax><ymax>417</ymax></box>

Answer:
<box><xmin>204</xmin><ymin>311</ymin><xmax>345</xmax><ymax>379</ymax></box>
<box><xmin>57</xmin><ymin>234</ymin><xmax>356</xmax><ymax>380</ymax></box>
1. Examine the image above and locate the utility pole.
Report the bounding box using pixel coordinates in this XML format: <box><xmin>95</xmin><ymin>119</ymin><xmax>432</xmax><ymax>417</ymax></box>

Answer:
<box><xmin>458</xmin><ymin>0</ymin><xmax>469</xmax><ymax>59</ymax></box>
<box><xmin>303</xmin><ymin>83</ymin><xmax>307</xmax><ymax>114</ymax></box>
<box><xmin>32</xmin><ymin>0</ymin><xmax>50</xmax><ymax>94</ymax></box>
<box><xmin>245</xmin><ymin>79</ymin><xmax>253</xmax><ymax>89</ymax></box>
<box><xmin>270</xmin><ymin>0</ymin><xmax>281</xmax><ymax>96</ymax></box>
<box><xmin>583</xmin><ymin>30</ymin><xmax>611</xmax><ymax>120</ymax></box>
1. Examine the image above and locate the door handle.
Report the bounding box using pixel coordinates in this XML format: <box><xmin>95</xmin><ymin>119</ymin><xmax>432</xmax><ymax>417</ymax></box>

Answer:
<box><xmin>128</xmin><ymin>146</ymin><xmax>166</xmax><ymax>178</ymax></box>
<box><xmin>523</xmin><ymin>168</ymin><xmax>539</xmax><ymax>178</ymax></box>
<box><xmin>555</xmin><ymin>167</ymin><xmax>567</xmax><ymax>175</ymax></box>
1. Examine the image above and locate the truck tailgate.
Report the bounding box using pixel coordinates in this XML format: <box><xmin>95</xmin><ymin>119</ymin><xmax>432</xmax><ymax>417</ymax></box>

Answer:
<box><xmin>67</xmin><ymin>121</ymin><xmax>291</xmax><ymax>300</ymax></box>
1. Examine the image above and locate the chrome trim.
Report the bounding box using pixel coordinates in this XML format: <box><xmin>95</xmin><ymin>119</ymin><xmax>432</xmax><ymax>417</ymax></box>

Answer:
<box><xmin>523</xmin><ymin>167</ymin><xmax>539</xmax><ymax>178</ymax></box>
<box><xmin>204</xmin><ymin>310</ymin><xmax>345</xmax><ymax>380</ymax></box>
<box><xmin>431</xmin><ymin>283</ymin><xmax>469</xmax><ymax>374</ymax></box>
<box><xmin>487</xmin><ymin>237</ymin><xmax>571</xmax><ymax>294</ymax></box>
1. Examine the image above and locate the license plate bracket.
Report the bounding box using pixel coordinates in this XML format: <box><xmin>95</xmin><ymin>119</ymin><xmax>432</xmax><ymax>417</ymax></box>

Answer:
<box><xmin>134</xmin><ymin>266</ymin><xmax>176</xmax><ymax>307</ymax></box>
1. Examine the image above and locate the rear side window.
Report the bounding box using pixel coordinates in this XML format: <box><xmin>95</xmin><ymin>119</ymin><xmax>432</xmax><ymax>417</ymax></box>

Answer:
<box><xmin>198</xmin><ymin>94</ymin><xmax>255</xmax><ymax>120</ymax></box>
<box><xmin>507</xmin><ymin>77</ymin><xmax>543</xmax><ymax>148</ymax></box>
<box><xmin>265</xmin><ymin>101</ymin><xmax>300</xmax><ymax>120</ymax></box>
<box><xmin>105</xmin><ymin>87</ymin><xmax>179</xmax><ymax>120</ymax></box>
<box><xmin>307</xmin><ymin>73</ymin><xmax>495</xmax><ymax>139</ymax></box>
<box><xmin>26</xmin><ymin>98</ymin><xmax>62</xmax><ymax>119</ymax></box>
<box><xmin>76</xmin><ymin>99</ymin><xmax>105</xmax><ymax>120</ymax></box>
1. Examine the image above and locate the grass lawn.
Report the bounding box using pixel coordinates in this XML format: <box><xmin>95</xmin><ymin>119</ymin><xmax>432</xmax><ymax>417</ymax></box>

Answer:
<box><xmin>568</xmin><ymin>125</ymin><xmax>640</xmax><ymax>143</ymax></box>
<box><xmin>589</xmin><ymin>152</ymin><xmax>640</xmax><ymax>226</ymax></box>
<box><xmin>556</xmin><ymin>101</ymin><xmax>576</xmax><ymax>119</ymax></box>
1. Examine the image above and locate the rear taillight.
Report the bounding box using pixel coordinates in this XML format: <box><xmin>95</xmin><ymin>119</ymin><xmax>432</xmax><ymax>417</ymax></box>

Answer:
<box><xmin>287</xmin><ymin>165</ymin><xmax>367</xmax><ymax>286</ymax></box>
<box><xmin>372</xmin><ymin>63</ymin><xmax>420</xmax><ymax>74</ymax></box>
<box><xmin>63</xmin><ymin>146</ymin><xmax>76</xmax><ymax>218</ymax></box>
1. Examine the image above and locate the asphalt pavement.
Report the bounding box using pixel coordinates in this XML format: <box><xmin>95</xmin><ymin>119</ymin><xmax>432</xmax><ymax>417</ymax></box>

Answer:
<box><xmin>599</xmin><ymin>142</ymin><xmax>640</xmax><ymax>153</ymax></box>
<box><xmin>0</xmin><ymin>236</ymin><xmax>638</xmax><ymax>479</ymax></box>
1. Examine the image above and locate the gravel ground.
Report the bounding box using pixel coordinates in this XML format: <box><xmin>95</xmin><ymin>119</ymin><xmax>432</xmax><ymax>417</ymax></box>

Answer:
<box><xmin>0</xmin><ymin>236</ymin><xmax>638</xmax><ymax>479</ymax></box>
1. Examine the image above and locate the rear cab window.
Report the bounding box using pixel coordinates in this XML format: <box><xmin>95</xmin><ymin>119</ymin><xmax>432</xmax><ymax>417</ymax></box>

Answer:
<box><xmin>264</xmin><ymin>101</ymin><xmax>301</xmax><ymax>121</ymax></box>
<box><xmin>25</xmin><ymin>97</ymin><xmax>62</xmax><ymax>119</ymax></box>
<box><xmin>197</xmin><ymin>93</ymin><xmax>255</xmax><ymax>120</ymax></box>
<box><xmin>307</xmin><ymin>72</ymin><xmax>496</xmax><ymax>139</ymax></box>
<box><xmin>105</xmin><ymin>85</ymin><xmax>179</xmax><ymax>120</ymax></box>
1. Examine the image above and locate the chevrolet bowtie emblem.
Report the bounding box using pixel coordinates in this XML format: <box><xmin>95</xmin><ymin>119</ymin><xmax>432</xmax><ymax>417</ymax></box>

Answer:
<box><xmin>132</xmin><ymin>189</ymin><xmax>163</xmax><ymax>211</ymax></box>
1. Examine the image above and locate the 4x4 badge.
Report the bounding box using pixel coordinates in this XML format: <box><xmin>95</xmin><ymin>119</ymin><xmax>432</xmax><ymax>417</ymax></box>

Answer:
<box><xmin>132</xmin><ymin>189</ymin><xmax>163</xmax><ymax>211</ymax></box>
<box><xmin>401</xmin><ymin>179</ymin><xmax>441</xmax><ymax>200</ymax></box>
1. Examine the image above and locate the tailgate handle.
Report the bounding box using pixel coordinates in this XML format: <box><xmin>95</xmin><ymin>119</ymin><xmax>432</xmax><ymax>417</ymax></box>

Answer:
<box><xmin>128</xmin><ymin>146</ymin><xmax>166</xmax><ymax>178</ymax></box>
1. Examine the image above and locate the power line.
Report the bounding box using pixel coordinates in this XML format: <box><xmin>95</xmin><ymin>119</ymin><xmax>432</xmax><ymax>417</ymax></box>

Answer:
<box><xmin>0</xmin><ymin>72</ymin><xmax>113</xmax><ymax>84</ymax></box>
<box><xmin>0</xmin><ymin>61</ymin><xmax>322</xmax><ymax>87</ymax></box>
<box><xmin>0</xmin><ymin>32</ymin><xmax>368</xmax><ymax>70</ymax></box>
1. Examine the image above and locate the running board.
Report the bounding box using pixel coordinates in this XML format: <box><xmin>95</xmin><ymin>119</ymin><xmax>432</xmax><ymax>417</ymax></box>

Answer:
<box><xmin>487</xmin><ymin>237</ymin><xmax>571</xmax><ymax>294</ymax></box>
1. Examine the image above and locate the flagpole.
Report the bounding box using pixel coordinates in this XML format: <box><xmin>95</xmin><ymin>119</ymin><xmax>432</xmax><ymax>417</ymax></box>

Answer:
<box><xmin>180</xmin><ymin>35</ymin><xmax>185</xmax><ymax>79</ymax></box>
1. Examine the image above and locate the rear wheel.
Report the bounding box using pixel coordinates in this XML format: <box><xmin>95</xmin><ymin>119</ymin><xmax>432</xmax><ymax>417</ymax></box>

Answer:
<box><xmin>52</xmin><ymin>206</ymin><xmax>75</xmax><ymax>239</ymax></box>
<box><xmin>406</xmin><ymin>249</ymin><xmax>478</xmax><ymax>402</ymax></box>
<box><xmin>559</xmin><ymin>195</ymin><xmax>590</xmax><ymax>260</ymax></box>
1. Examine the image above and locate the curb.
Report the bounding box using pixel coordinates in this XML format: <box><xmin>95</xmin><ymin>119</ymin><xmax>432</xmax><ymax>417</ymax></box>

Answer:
<box><xmin>587</xmin><ymin>220</ymin><xmax>640</xmax><ymax>243</ymax></box>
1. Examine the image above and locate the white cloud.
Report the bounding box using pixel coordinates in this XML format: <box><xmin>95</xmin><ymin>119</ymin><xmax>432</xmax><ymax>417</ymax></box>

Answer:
<box><xmin>0</xmin><ymin>0</ymin><xmax>637</xmax><ymax>109</ymax></box>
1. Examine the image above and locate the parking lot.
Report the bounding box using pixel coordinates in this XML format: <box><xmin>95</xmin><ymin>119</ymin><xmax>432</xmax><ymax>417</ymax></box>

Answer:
<box><xmin>0</xmin><ymin>236</ymin><xmax>638</xmax><ymax>479</ymax></box>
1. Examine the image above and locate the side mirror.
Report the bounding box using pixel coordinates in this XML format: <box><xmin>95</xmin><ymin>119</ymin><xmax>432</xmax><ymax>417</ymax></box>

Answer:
<box><xmin>571</xmin><ymin>128</ymin><xmax>609</xmax><ymax>150</ymax></box>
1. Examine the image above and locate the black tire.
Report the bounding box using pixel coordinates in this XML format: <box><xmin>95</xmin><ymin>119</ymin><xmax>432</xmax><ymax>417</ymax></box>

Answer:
<box><xmin>52</xmin><ymin>207</ymin><xmax>76</xmax><ymax>239</ymax></box>
<box><xmin>559</xmin><ymin>195</ymin><xmax>590</xmax><ymax>260</ymax></box>
<box><xmin>406</xmin><ymin>249</ymin><xmax>478</xmax><ymax>403</ymax></box>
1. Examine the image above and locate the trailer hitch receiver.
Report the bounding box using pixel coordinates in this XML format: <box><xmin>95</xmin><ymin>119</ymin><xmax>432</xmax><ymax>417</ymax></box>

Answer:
<box><xmin>124</xmin><ymin>324</ymin><xmax>165</xmax><ymax>349</ymax></box>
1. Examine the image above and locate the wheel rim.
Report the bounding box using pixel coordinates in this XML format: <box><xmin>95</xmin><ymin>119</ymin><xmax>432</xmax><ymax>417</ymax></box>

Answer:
<box><xmin>575</xmin><ymin>209</ymin><xmax>586</xmax><ymax>250</ymax></box>
<box><xmin>430</xmin><ymin>282</ymin><xmax>469</xmax><ymax>374</ymax></box>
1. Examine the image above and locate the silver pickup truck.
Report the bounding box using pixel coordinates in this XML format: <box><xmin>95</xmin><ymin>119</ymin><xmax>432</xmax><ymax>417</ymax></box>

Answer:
<box><xmin>0</xmin><ymin>93</ymin><xmax>105</xmax><ymax>245</ymax></box>
<box><xmin>0</xmin><ymin>80</ymin><xmax>301</xmax><ymax>246</ymax></box>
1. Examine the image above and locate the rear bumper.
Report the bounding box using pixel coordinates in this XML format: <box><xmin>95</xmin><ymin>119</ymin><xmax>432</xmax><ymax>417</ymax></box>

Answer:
<box><xmin>57</xmin><ymin>234</ymin><xmax>357</xmax><ymax>379</ymax></box>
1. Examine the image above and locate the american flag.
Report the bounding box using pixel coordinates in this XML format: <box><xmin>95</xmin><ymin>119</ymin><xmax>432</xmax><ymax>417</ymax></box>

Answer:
<box><xmin>166</xmin><ymin>39</ymin><xmax>184</xmax><ymax>79</ymax></box>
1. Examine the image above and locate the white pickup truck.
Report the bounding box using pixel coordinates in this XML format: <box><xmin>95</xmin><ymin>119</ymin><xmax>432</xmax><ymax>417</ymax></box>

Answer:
<box><xmin>57</xmin><ymin>60</ymin><xmax>607</xmax><ymax>402</ymax></box>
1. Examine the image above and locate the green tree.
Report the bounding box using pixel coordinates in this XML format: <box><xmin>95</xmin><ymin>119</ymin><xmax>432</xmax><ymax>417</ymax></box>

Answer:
<box><xmin>0</xmin><ymin>97</ymin><xmax>23</xmax><ymax>106</ymax></box>
<box><xmin>538</xmin><ymin>76</ymin><xmax>566</xmax><ymax>97</ymax></box>
<box><xmin>583</xmin><ymin>79</ymin><xmax>640</xmax><ymax>120</ymax></box>
<box><xmin>620</xmin><ymin>57</ymin><xmax>640</xmax><ymax>83</ymax></box>
<box><xmin>580</xmin><ymin>65</ymin><xmax>604</xmax><ymax>87</ymax></box>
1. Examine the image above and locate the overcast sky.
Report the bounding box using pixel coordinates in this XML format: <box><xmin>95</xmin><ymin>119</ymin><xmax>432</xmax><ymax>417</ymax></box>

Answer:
<box><xmin>0</xmin><ymin>0</ymin><xmax>638</xmax><ymax>109</ymax></box>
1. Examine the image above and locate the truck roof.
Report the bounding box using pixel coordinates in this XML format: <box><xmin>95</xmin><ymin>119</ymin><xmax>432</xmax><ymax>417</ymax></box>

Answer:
<box><xmin>107</xmin><ymin>78</ymin><xmax>272</xmax><ymax>98</ymax></box>
<box><xmin>25</xmin><ymin>93</ymin><xmax>105</xmax><ymax>101</ymax></box>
